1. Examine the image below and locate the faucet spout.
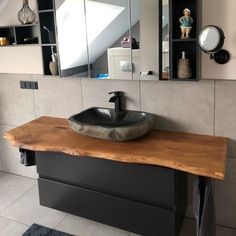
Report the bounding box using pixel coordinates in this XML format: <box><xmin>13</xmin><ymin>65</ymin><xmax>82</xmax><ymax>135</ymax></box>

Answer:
<box><xmin>109</xmin><ymin>91</ymin><xmax>123</xmax><ymax>112</ymax></box>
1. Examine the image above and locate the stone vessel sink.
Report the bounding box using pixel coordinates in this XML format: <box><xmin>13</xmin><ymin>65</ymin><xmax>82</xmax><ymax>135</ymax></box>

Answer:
<box><xmin>68</xmin><ymin>107</ymin><xmax>155</xmax><ymax>141</ymax></box>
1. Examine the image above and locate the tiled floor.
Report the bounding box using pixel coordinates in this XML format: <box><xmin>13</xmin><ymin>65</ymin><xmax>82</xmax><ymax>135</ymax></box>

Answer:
<box><xmin>0</xmin><ymin>172</ymin><xmax>235</xmax><ymax>236</ymax></box>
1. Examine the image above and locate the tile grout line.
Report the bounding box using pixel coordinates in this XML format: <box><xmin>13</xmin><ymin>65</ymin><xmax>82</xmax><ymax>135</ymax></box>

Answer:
<box><xmin>0</xmin><ymin>171</ymin><xmax>37</xmax><ymax>181</ymax></box>
<box><xmin>213</xmin><ymin>79</ymin><xmax>216</xmax><ymax>136</ymax></box>
<box><xmin>185</xmin><ymin>216</ymin><xmax>236</xmax><ymax>231</ymax></box>
<box><xmin>31</xmin><ymin>74</ymin><xmax>38</xmax><ymax>119</ymax></box>
<box><xmin>54</xmin><ymin>213</ymin><xmax>69</xmax><ymax>230</ymax></box>
<box><xmin>0</xmin><ymin>215</ymin><xmax>30</xmax><ymax>227</ymax></box>
<box><xmin>0</xmin><ymin>122</ymin><xmax>17</xmax><ymax>127</ymax></box>
<box><xmin>80</xmin><ymin>78</ymin><xmax>84</xmax><ymax>111</ymax></box>
<box><xmin>139</xmin><ymin>80</ymin><xmax>142</xmax><ymax>111</ymax></box>
<box><xmin>0</xmin><ymin>184</ymin><xmax>36</xmax><ymax>216</ymax></box>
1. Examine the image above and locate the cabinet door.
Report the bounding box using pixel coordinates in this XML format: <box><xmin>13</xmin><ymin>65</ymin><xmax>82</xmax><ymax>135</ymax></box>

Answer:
<box><xmin>55</xmin><ymin>0</ymin><xmax>90</xmax><ymax>77</ymax></box>
<box><xmin>85</xmin><ymin>0</ymin><xmax>132</xmax><ymax>80</ymax></box>
<box><xmin>130</xmin><ymin>0</ymin><xmax>160</xmax><ymax>80</ymax></box>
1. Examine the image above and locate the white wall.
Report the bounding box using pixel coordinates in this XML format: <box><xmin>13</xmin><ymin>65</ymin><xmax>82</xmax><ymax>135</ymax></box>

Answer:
<box><xmin>0</xmin><ymin>0</ymin><xmax>37</xmax><ymax>26</ymax></box>
<box><xmin>0</xmin><ymin>46</ymin><xmax>43</xmax><ymax>74</ymax></box>
<box><xmin>202</xmin><ymin>0</ymin><xmax>236</xmax><ymax>80</ymax></box>
<box><xmin>0</xmin><ymin>0</ymin><xmax>43</xmax><ymax>74</ymax></box>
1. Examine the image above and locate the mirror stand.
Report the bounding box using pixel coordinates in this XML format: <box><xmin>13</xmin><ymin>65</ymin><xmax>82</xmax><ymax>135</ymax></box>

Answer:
<box><xmin>210</xmin><ymin>49</ymin><xmax>230</xmax><ymax>64</ymax></box>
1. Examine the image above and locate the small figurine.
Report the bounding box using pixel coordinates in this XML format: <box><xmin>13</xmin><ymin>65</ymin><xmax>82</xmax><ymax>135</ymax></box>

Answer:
<box><xmin>179</xmin><ymin>8</ymin><xmax>193</xmax><ymax>39</ymax></box>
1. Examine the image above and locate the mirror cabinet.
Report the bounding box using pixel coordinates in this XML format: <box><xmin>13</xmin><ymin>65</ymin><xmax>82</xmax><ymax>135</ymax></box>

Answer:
<box><xmin>55</xmin><ymin>0</ymin><xmax>165</xmax><ymax>80</ymax></box>
<box><xmin>0</xmin><ymin>0</ymin><xmax>201</xmax><ymax>80</ymax></box>
<box><xmin>55</xmin><ymin>0</ymin><xmax>200</xmax><ymax>81</ymax></box>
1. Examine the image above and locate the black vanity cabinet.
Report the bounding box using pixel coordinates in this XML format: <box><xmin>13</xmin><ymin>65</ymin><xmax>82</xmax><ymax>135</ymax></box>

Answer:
<box><xmin>35</xmin><ymin>151</ymin><xmax>187</xmax><ymax>236</ymax></box>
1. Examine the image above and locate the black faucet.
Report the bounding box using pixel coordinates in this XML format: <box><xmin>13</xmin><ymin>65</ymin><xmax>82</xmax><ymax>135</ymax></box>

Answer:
<box><xmin>109</xmin><ymin>91</ymin><xmax>123</xmax><ymax>112</ymax></box>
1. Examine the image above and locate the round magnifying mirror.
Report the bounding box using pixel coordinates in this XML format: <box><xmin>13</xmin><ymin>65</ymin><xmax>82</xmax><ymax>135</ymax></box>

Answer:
<box><xmin>199</xmin><ymin>25</ymin><xmax>224</xmax><ymax>53</ymax></box>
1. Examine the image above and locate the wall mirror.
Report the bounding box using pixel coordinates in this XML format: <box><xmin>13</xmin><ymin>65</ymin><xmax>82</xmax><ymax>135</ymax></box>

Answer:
<box><xmin>198</xmin><ymin>25</ymin><xmax>230</xmax><ymax>64</ymax></box>
<box><xmin>55</xmin><ymin>0</ymin><xmax>169</xmax><ymax>80</ymax></box>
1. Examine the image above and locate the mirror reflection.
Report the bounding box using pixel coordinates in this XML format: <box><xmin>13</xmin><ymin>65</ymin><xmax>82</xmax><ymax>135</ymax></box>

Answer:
<box><xmin>199</xmin><ymin>26</ymin><xmax>222</xmax><ymax>52</ymax></box>
<box><xmin>55</xmin><ymin>0</ymin><xmax>169</xmax><ymax>80</ymax></box>
<box><xmin>162</xmin><ymin>0</ymin><xmax>169</xmax><ymax>79</ymax></box>
<box><xmin>56</xmin><ymin>0</ymin><xmax>89</xmax><ymax>77</ymax></box>
<box><xmin>86</xmin><ymin>0</ymin><xmax>132</xmax><ymax>80</ymax></box>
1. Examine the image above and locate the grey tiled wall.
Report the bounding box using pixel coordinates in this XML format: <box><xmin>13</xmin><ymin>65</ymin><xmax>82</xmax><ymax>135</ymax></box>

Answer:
<box><xmin>0</xmin><ymin>75</ymin><xmax>236</xmax><ymax>232</ymax></box>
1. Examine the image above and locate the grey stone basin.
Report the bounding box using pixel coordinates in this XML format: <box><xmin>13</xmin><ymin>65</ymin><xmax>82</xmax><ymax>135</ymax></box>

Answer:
<box><xmin>68</xmin><ymin>107</ymin><xmax>155</xmax><ymax>141</ymax></box>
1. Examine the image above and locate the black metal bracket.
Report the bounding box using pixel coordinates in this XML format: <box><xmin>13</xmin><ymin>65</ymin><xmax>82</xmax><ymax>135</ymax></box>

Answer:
<box><xmin>210</xmin><ymin>49</ymin><xmax>231</xmax><ymax>64</ymax></box>
<box><xmin>19</xmin><ymin>149</ymin><xmax>36</xmax><ymax>166</ymax></box>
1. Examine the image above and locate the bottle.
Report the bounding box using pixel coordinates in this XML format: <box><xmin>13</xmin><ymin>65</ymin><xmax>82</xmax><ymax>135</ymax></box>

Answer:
<box><xmin>177</xmin><ymin>51</ymin><xmax>192</xmax><ymax>79</ymax></box>
<box><xmin>49</xmin><ymin>46</ymin><xmax>58</xmax><ymax>76</ymax></box>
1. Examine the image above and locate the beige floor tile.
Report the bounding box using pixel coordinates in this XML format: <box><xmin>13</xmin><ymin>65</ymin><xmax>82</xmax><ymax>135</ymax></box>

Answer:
<box><xmin>0</xmin><ymin>216</ymin><xmax>28</xmax><ymax>236</ymax></box>
<box><xmin>56</xmin><ymin>214</ymin><xmax>129</xmax><ymax>236</ymax></box>
<box><xmin>0</xmin><ymin>172</ymin><xmax>35</xmax><ymax>213</ymax></box>
<box><xmin>1</xmin><ymin>185</ymin><xmax>66</xmax><ymax>228</ymax></box>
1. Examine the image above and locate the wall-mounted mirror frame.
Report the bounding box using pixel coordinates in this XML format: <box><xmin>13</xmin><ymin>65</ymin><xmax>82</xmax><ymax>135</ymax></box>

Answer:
<box><xmin>55</xmin><ymin>0</ymin><xmax>168</xmax><ymax>80</ymax></box>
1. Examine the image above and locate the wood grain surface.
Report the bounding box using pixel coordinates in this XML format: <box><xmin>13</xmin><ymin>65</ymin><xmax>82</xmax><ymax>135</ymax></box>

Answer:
<box><xmin>4</xmin><ymin>116</ymin><xmax>228</xmax><ymax>180</ymax></box>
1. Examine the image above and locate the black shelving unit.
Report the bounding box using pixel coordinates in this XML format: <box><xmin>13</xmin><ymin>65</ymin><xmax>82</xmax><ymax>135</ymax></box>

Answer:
<box><xmin>37</xmin><ymin>0</ymin><xmax>59</xmax><ymax>76</ymax></box>
<box><xmin>38</xmin><ymin>1</ymin><xmax>53</xmax><ymax>11</ymax></box>
<box><xmin>169</xmin><ymin>0</ymin><xmax>201</xmax><ymax>81</ymax></box>
<box><xmin>15</xmin><ymin>25</ymin><xmax>39</xmax><ymax>44</ymax></box>
<box><xmin>0</xmin><ymin>24</ymin><xmax>39</xmax><ymax>45</ymax></box>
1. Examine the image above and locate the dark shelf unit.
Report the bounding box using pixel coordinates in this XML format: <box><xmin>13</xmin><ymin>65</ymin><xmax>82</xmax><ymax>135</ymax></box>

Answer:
<box><xmin>38</xmin><ymin>1</ymin><xmax>53</xmax><ymax>11</ymax></box>
<box><xmin>42</xmin><ymin>45</ymin><xmax>57</xmax><ymax>75</ymax></box>
<box><xmin>0</xmin><ymin>24</ymin><xmax>39</xmax><ymax>45</ymax></box>
<box><xmin>15</xmin><ymin>25</ymin><xmax>39</xmax><ymax>44</ymax></box>
<box><xmin>39</xmin><ymin>12</ymin><xmax>56</xmax><ymax>44</ymax></box>
<box><xmin>37</xmin><ymin>0</ymin><xmax>59</xmax><ymax>76</ymax></box>
<box><xmin>169</xmin><ymin>0</ymin><xmax>201</xmax><ymax>81</ymax></box>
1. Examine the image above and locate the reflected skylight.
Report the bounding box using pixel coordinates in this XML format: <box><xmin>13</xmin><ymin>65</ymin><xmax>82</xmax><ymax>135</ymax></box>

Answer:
<box><xmin>56</xmin><ymin>0</ymin><xmax>125</xmax><ymax>69</ymax></box>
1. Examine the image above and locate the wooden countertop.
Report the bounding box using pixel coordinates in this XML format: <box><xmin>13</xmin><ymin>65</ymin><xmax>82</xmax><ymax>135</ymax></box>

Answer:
<box><xmin>4</xmin><ymin>116</ymin><xmax>227</xmax><ymax>180</ymax></box>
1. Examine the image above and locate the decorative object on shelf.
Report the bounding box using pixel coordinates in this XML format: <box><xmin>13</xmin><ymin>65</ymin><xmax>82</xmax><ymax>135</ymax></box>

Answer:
<box><xmin>177</xmin><ymin>51</ymin><xmax>192</xmax><ymax>79</ymax></box>
<box><xmin>198</xmin><ymin>25</ymin><xmax>231</xmax><ymax>64</ymax></box>
<box><xmin>18</xmin><ymin>0</ymin><xmax>36</xmax><ymax>24</ymax></box>
<box><xmin>0</xmin><ymin>37</ymin><xmax>10</xmax><ymax>46</ymax></box>
<box><xmin>179</xmin><ymin>8</ymin><xmax>193</xmax><ymax>39</ymax></box>
<box><xmin>121</xmin><ymin>36</ymin><xmax>139</xmax><ymax>49</ymax></box>
<box><xmin>43</xmin><ymin>26</ymin><xmax>56</xmax><ymax>44</ymax></box>
<box><xmin>23</xmin><ymin>37</ymin><xmax>39</xmax><ymax>44</ymax></box>
<box><xmin>49</xmin><ymin>46</ymin><xmax>58</xmax><ymax>76</ymax></box>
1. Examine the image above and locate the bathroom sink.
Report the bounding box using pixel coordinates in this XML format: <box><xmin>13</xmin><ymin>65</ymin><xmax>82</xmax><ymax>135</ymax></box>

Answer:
<box><xmin>68</xmin><ymin>107</ymin><xmax>155</xmax><ymax>141</ymax></box>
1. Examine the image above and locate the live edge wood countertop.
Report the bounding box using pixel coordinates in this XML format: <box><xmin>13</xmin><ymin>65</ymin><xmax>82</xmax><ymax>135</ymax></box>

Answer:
<box><xmin>4</xmin><ymin>116</ymin><xmax>228</xmax><ymax>180</ymax></box>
